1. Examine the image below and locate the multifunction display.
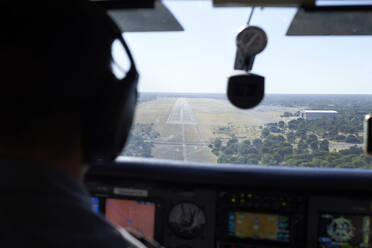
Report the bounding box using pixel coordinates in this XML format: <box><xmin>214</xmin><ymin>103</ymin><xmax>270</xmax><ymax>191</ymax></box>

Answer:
<box><xmin>228</xmin><ymin>211</ymin><xmax>290</xmax><ymax>242</ymax></box>
<box><xmin>105</xmin><ymin>199</ymin><xmax>156</xmax><ymax>240</ymax></box>
<box><xmin>318</xmin><ymin>213</ymin><xmax>372</xmax><ymax>248</ymax></box>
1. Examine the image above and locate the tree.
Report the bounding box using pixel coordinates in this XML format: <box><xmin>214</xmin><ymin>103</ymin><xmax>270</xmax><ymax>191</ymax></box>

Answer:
<box><xmin>122</xmin><ymin>123</ymin><xmax>159</xmax><ymax>158</ymax></box>
<box><xmin>335</xmin><ymin>135</ymin><xmax>346</xmax><ymax>142</ymax></box>
<box><xmin>214</xmin><ymin>138</ymin><xmax>222</xmax><ymax>149</ymax></box>
<box><xmin>295</xmin><ymin>129</ymin><xmax>306</xmax><ymax>140</ymax></box>
<box><xmin>286</xmin><ymin>132</ymin><xmax>296</xmax><ymax>144</ymax></box>
<box><xmin>346</xmin><ymin>135</ymin><xmax>360</xmax><ymax>144</ymax></box>
<box><xmin>307</xmin><ymin>134</ymin><xmax>318</xmax><ymax>144</ymax></box>
<box><xmin>339</xmin><ymin>146</ymin><xmax>363</xmax><ymax>155</ymax></box>
<box><xmin>273</xmin><ymin>152</ymin><xmax>282</xmax><ymax>163</ymax></box>
<box><xmin>329</xmin><ymin>129</ymin><xmax>338</xmax><ymax>136</ymax></box>
<box><xmin>261</xmin><ymin>154</ymin><xmax>277</xmax><ymax>165</ymax></box>
<box><xmin>297</xmin><ymin>139</ymin><xmax>308</xmax><ymax>151</ymax></box>
<box><xmin>246</xmin><ymin>153</ymin><xmax>260</xmax><ymax>164</ymax></box>
<box><xmin>261</xmin><ymin>128</ymin><xmax>270</xmax><ymax>138</ymax></box>
<box><xmin>223</xmin><ymin>146</ymin><xmax>233</xmax><ymax>155</ymax></box>
<box><xmin>260</xmin><ymin>144</ymin><xmax>270</xmax><ymax>154</ymax></box>
<box><xmin>212</xmin><ymin>148</ymin><xmax>220</xmax><ymax>156</ymax></box>
<box><xmin>310</xmin><ymin>141</ymin><xmax>319</xmax><ymax>152</ymax></box>
<box><xmin>246</xmin><ymin>158</ymin><xmax>260</xmax><ymax>164</ymax></box>
<box><xmin>311</xmin><ymin>158</ymin><xmax>330</xmax><ymax>168</ymax></box>
<box><xmin>238</xmin><ymin>142</ymin><xmax>250</xmax><ymax>155</ymax></box>
<box><xmin>319</xmin><ymin>140</ymin><xmax>329</xmax><ymax>152</ymax></box>
<box><xmin>282</xmin><ymin>112</ymin><xmax>293</xmax><ymax>117</ymax></box>
<box><xmin>253</xmin><ymin>138</ymin><xmax>263</xmax><ymax>150</ymax></box>
<box><xmin>264</xmin><ymin>135</ymin><xmax>285</xmax><ymax>146</ymax></box>
<box><xmin>351</xmin><ymin>157</ymin><xmax>366</xmax><ymax>168</ymax></box>
<box><xmin>227</xmin><ymin>137</ymin><xmax>238</xmax><ymax>146</ymax></box>
<box><xmin>237</xmin><ymin>156</ymin><xmax>248</xmax><ymax>164</ymax></box>
<box><xmin>247</xmin><ymin>148</ymin><xmax>259</xmax><ymax>154</ymax></box>
<box><xmin>218</xmin><ymin>154</ymin><xmax>234</xmax><ymax>163</ymax></box>
<box><xmin>278</xmin><ymin>121</ymin><xmax>285</xmax><ymax>129</ymax></box>
<box><xmin>288</xmin><ymin>120</ymin><xmax>296</xmax><ymax>130</ymax></box>
<box><xmin>275</xmin><ymin>144</ymin><xmax>293</xmax><ymax>161</ymax></box>
<box><xmin>270</xmin><ymin>126</ymin><xmax>281</xmax><ymax>133</ymax></box>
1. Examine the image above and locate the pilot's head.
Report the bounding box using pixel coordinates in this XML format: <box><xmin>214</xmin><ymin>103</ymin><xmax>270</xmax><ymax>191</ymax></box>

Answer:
<box><xmin>0</xmin><ymin>2</ymin><xmax>138</xmax><ymax>179</ymax></box>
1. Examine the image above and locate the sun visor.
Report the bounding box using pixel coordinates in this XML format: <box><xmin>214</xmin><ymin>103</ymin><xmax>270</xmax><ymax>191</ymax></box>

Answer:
<box><xmin>107</xmin><ymin>1</ymin><xmax>184</xmax><ymax>32</ymax></box>
<box><xmin>287</xmin><ymin>7</ymin><xmax>372</xmax><ymax>35</ymax></box>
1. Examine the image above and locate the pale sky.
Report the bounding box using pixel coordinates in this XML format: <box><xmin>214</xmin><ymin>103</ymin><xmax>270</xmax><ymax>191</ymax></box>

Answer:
<box><xmin>123</xmin><ymin>1</ymin><xmax>372</xmax><ymax>94</ymax></box>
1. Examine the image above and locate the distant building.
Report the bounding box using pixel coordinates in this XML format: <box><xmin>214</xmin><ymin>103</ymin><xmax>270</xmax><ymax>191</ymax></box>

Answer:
<box><xmin>300</xmin><ymin>110</ymin><xmax>338</xmax><ymax>120</ymax></box>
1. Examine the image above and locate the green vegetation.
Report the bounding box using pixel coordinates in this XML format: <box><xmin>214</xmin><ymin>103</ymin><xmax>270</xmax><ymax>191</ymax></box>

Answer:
<box><xmin>211</xmin><ymin>134</ymin><xmax>371</xmax><ymax>168</ymax></box>
<box><xmin>122</xmin><ymin>123</ymin><xmax>159</xmax><ymax>158</ymax></box>
<box><xmin>263</xmin><ymin>94</ymin><xmax>372</xmax><ymax>113</ymax></box>
<box><xmin>210</xmin><ymin>108</ymin><xmax>371</xmax><ymax>168</ymax></box>
<box><xmin>286</xmin><ymin>116</ymin><xmax>363</xmax><ymax>143</ymax></box>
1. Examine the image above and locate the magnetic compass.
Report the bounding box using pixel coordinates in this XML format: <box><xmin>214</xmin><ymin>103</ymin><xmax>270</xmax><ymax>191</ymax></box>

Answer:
<box><xmin>236</xmin><ymin>26</ymin><xmax>268</xmax><ymax>56</ymax></box>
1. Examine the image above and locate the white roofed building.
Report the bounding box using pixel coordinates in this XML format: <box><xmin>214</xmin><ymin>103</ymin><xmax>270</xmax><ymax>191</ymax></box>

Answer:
<box><xmin>300</xmin><ymin>110</ymin><xmax>338</xmax><ymax>120</ymax></box>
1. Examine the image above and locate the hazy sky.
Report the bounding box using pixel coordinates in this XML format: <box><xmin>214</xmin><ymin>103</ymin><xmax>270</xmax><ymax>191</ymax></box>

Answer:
<box><xmin>124</xmin><ymin>1</ymin><xmax>372</xmax><ymax>94</ymax></box>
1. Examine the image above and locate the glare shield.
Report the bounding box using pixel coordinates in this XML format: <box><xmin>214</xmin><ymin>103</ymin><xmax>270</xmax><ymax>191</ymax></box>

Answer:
<box><xmin>287</xmin><ymin>7</ymin><xmax>372</xmax><ymax>35</ymax></box>
<box><xmin>108</xmin><ymin>1</ymin><xmax>184</xmax><ymax>32</ymax></box>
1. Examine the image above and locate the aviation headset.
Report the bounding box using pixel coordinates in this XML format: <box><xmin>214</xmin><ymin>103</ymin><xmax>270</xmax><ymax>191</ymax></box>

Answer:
<box><xmin>2</xmin><ymin>2</ymin><xmax>139</xmax><ymax>163</ymax></box>
<box><xmin>81</xmin><ymin>8</ymin><xmax>139</xmax><ymax>163</ymax></box>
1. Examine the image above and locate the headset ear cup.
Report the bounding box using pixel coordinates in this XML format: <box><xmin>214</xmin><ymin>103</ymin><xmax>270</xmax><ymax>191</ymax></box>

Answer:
<box><xmin>114</xmin><ymin>82</ymin><xmax>138</xmax><ymax>157</ymax></box>
<box><xmin>82</xmin><ymin>72</ymin><xmax>138</xmax><ymax>163</ymax></box>
<box><xmin>79</xmin><ymin>6</ymin><xmax>139</xmax><ymax>163</ymax></box>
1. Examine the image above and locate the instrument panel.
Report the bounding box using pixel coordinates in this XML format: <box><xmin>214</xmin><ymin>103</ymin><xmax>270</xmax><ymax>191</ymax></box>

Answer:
<box><xmin>86</xmin><ymin>159</ymin><xmax>372</xmax><ymax>248</ymax></box>
<box><xmin>88</xmin><ymin>180</ymin><xmax>216</xmax><ymax>248</ymax></box>
<box><xmin>87</xmin><ymin>182</ymin><xmax>372</xmax><ymax>248</ymax></box>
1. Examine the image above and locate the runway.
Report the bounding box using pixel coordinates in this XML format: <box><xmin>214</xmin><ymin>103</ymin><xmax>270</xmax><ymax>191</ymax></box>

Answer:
<box><xmin>156</xmin><ymin>98</ymin><xmax>207</xmax><ymax>162</ymax></box>
<box><xmin>166</xmin><ymin>98</ymin><xmax>196</xmax><ymax>125</ymax></box>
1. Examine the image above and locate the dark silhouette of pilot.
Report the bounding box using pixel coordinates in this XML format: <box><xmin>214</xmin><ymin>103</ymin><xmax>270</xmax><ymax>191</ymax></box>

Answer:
<box><xmin>0</xmin><ymin>1</ymin><xmax>143</xmax><ymax>247</ymax></box>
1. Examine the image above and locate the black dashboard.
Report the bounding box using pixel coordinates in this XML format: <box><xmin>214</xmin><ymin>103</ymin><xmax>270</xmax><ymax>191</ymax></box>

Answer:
<box><xmin>85</xmin><ymin>157</ymin><xmax>372</xmax><ymax>248</ymax></box>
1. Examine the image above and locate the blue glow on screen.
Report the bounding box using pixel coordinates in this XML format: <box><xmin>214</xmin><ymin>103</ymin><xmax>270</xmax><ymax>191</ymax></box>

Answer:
<box><xmin>91</xmin><ymin>197</ymin><xmax>100</xmax><ymax>213</ymax></box>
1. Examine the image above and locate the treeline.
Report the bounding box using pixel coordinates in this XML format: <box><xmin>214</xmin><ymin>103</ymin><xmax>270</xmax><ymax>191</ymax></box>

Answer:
<box><xmin>284</xmin><ymin>116</ymin><xmax>363</xmax><ymax>143</ymax></box>
<box><xmin>262</xmin><ymin>94</ymin><xmax>372</xmax><ymax>113</ymax></box>
<box><xmin>210</xmin><ymin>114</ymin><xmax>371</xmax><ymax>168</ymax></box>
<box><xmin>211</xmin><ymin>134</ymin><xmax>371</xmax><ymax>169</ymax></box>
<box><xmin>122</xmin><ymin>123</ymin><xmax>159</xmax><ymax>158</ymax></box>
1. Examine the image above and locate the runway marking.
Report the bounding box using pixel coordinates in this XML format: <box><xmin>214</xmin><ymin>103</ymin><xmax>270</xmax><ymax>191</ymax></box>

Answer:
<box><xmin>166</xmin><ymin>98</ymin><xmax>196</xmax><ymax>125</ymax></box>
<box><xmin>164</xmin><ymin>98</ymin><xmax>207</xmax><ymax>162</ymax></box>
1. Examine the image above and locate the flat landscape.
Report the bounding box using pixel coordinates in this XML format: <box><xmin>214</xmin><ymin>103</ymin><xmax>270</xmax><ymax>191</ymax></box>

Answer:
<box><xmin>131</xmin><ymin>97</ymin><xmax>300</xmax><ymax>163</ymax></box>
<box><xmin>122</xmin><ymin>94</ymin><xmax>372</xmax><ymax>169</ymax></box>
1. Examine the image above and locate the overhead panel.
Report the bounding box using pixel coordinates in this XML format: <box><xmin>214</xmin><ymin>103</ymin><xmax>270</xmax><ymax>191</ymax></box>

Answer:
<box><xmin>287</xmin><ymin>6</ymin><xmax>372</xmax><ymax>35</ymax></box>
<box><xmin>108</xmin><ymin>1</ymin><xmax>184</xmax><ymax>32</ymax></box>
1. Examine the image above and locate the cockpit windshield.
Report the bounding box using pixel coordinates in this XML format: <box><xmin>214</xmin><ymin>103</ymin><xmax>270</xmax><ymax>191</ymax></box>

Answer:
<box><xmin>120</xmin><ymin>1</ymin><xmax>372</xmax><ymax>169</ymax></box>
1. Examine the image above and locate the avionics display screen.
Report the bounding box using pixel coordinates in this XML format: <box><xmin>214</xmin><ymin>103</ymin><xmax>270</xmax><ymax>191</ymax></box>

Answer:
<box><xmin>318</xmin><ymin>213</ymin><xmax>372</xmax><ymax>248</ymax></box>
<box><xmin>91</xmin><ymin>197</ymin><xmax>100</xmax><ymax>213</ymax></box>
<box><xmin>228</xmin><ymin>212</ymin><xmax>290</xmax><ymax>242</ymax></box>
<box><xmin>105</xmin><ymin>199</ymin><xmax>156</xmax><ymax>240</ymax></box>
